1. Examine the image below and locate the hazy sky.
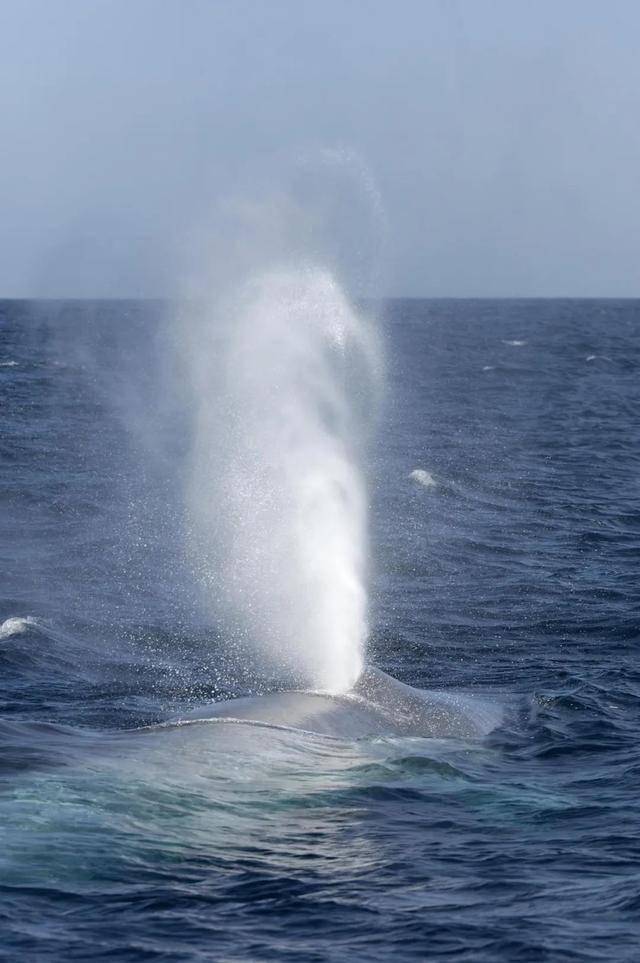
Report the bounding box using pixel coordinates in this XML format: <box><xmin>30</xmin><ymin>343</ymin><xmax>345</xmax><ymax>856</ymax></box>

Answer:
<box><xmin>2</xmin><ymin>0</ymin><xmax>640</xmax><ymax>297</ymax></box>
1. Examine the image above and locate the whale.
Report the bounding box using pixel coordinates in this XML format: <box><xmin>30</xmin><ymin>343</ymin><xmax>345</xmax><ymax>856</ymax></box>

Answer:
<box><xmin>177</xmin><ymin>666</ymin><xmax>502</xmax><ymax>740</ymax></box>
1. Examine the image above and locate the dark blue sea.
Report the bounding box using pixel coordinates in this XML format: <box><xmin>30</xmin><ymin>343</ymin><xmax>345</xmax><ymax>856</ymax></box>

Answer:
<box><xmin>1</xmin><ymin>299</ymin><xmax>639</xmax><ymax>961</ymax></box>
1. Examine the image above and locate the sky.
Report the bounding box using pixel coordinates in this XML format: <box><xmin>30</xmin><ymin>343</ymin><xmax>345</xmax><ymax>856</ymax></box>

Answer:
<box><xmin>2</xmin><ymin>0</ymin><xmax>640</xmax><ymax>297</ymax></box>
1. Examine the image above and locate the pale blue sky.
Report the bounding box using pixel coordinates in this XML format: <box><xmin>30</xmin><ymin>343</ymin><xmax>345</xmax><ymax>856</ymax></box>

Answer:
<box><xmin>2</xmin><ymin>0</ymin><xmax>640</xmax><ymax>296</ymax></box>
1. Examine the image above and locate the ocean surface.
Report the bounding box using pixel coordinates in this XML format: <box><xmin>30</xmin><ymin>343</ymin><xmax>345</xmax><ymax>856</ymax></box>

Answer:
<box><xmin>1</xmin><ymin>298</ymin><xmax>639</xmax><ymax>961</ymax></box>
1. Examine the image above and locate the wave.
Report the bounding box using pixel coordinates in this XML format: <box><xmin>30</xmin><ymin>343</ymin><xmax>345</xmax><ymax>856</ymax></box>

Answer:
<box><xmin>0</xmin><ymin>616</ymin><xmax>41</xmax><ymax>640</ymax></box>
<box><xmin>409</xmin><ymin>468</ymin><xmax>437</xmax><ymax>489</ymax></box>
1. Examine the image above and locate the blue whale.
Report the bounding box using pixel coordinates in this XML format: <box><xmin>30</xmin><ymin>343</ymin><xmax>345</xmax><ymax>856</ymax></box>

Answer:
<box><xmin>177</xmin><ymin>666</ymin><xmax>501</xmax><ymax>740</ymax></box>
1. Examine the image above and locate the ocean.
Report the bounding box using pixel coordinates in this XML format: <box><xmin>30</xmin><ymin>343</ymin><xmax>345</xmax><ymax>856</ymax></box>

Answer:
<box><xmin>1</xmin><ymin>298</ymin><xmax>639</xmax><ymax>961</ymax></box>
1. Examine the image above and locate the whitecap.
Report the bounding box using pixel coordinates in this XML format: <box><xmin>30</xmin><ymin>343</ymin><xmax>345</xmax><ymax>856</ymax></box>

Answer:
<box><xmin>0</xmin><ymin>360</ymin><xmax>18</xmax><ymax>367</ymax></box>
<box><xmin>409</xmin><ymin>469</ymin><xmax>437</xmax><ymax>489</ymax></box>
<box><xmin>586</xmin><ymin>354</ymin><xmax>614</xmax><ymax>364</ymax></box>
<box><xmin>482</xmin><ymin>365</ymin><xmax>495</xmax><ymax>371</ymax></box>
<box><xmin>502</xmin><ymin>339</ymin><xmax>527</xmax><ymax>347</ymax></box>
<box><xmin>0</xmin><ymin>616</ymin><xmax>39</xmax><ymax>640</ymax></box>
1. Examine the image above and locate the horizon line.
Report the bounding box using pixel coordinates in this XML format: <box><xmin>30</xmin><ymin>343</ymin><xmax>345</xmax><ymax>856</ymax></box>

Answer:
<box><xmin>3</xmin><ymin>294</ymin><xmax>640</xmax><ymax>302</ymax></box>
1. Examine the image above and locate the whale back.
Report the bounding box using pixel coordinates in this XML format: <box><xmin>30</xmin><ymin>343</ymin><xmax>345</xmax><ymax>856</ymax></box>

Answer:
<box><xmin>179</xmin><ymin>666</ymin><xmax>501</xmax><ymax>740</ymax></box>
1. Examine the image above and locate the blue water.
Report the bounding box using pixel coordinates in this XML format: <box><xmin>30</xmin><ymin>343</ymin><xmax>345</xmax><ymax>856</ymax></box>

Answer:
<box><xmin>1</xmin><ymin>299</ymin><xmax>639</xmax><ymax>961</ymax></box>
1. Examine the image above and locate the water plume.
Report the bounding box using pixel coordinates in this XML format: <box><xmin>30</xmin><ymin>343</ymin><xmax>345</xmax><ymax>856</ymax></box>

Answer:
<box><xmin>184</xmin><ymin>265</ymin><xmax>380</xmax><ymax>693</ymax></box>
<box><xmin>46</xmin><ymin>153</ymin><xmax>386</xmax><ymax>695</ymax></box>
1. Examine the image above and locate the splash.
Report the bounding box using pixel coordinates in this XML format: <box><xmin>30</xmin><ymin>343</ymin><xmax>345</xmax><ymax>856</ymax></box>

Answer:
<box><xmin>184</xmin><ymin>266</ymin><xmax>380</xmax><ymax>694</ymax></box>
